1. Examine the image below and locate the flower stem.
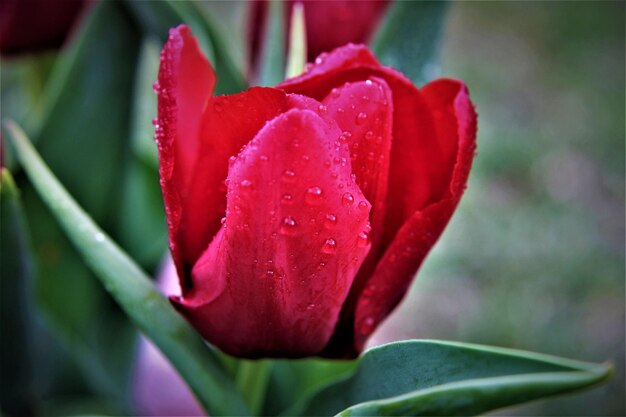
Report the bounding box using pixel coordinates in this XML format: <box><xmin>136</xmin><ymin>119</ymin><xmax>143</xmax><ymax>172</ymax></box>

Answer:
<box><xmin>285</xmin><ymin>2</ymin><xmax>306</xmax><ymax>78</ymax></box>
<box><xmin>236</xmin><ymin>359</ymin><xmax>272</xmax><ymax>416</ymax></box>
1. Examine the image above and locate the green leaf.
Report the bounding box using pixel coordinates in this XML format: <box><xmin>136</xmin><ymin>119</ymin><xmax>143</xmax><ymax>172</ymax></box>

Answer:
<box><xmin>116</xmin><ymin>37</ymin><xmax>168</xmax><ymax>269</ymax></box>
<box><xmin>371</xmin><ymin>1</ymin><xmax>448</xmax><ymax>86</ymax></box>
<box><xmin>14</xmin><ymin>1</ymin><xmax>144</xmax><ymax>401</ymax></box>
<box><xmin>124</xmin><ymin>0</ymin><xmax>247</xmax><ymax>94</ymax></box>
<box><xmin>130</xmin><ymin>38</ymin><xmax>160</xmax><ymax>170</ymax></box>
<box><xmin>4</xmin><ymin>120</ymin><xmax>249</xmax><ymax>417</ymax></box>
<box><xmin>0</xmin><ymin>170</ymin><xmax>38</xmax><ymax>415</ymax></box>
<box><xmin>264</xmin><ymin>359</ymin><xmax>356</xmax><ymax>416</ymax></box>
<box><xmin>284</xmin><ymin>340</ymin><xmax>612</xmax><ymax>416</ymax></box>
<box><xmin>256</xmin><ymin>0</ymin><xmax>286</xmax><ymax>87</ymax></box>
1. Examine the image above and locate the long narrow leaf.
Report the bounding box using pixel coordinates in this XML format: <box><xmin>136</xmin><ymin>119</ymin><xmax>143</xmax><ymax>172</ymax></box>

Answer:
<box><xmin>283</xmin><ymin>340</ymin><xmax>611</xmax><ymax>416</ymax></box>
<box><xmin>3</xmin><ymin>121</ymin><xmax>249</xmax><ymax>417</ymax></box>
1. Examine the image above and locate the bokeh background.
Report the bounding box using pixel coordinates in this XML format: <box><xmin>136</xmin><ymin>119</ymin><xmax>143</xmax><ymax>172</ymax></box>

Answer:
<box><xmin>372</xmin><ymin>2</ymin><xmax>625</xmax><ymax>415</ymax></box>
<box><xmin>1</xmin><ymin>1</ymin><xmax>624</xmax><ymax>416</ymax></box>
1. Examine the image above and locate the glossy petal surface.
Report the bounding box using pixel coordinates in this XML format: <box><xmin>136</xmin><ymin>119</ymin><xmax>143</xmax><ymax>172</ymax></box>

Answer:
<box><xmin>280</xmin><ymin>45</ymin><xmax>477</xmax><ymax>356</ymax></box>
<box><xmin>155</xmin><ymin>25</ymin><xmax>216</xmax><ymax>281</ymax></box>
<box><xmin>353</xmin><ymin>79</ymin><xmax>477</xmax><ymax>352</ymax></box>
<box><xmin>172</xmin><ymin>109</ymin><xmax>372</xmax><ymax>358</ymax></box>
<box><xmin>180</xmin><ymin>88</ymin><xmax>288</xmax><ymax>282</ymax></box>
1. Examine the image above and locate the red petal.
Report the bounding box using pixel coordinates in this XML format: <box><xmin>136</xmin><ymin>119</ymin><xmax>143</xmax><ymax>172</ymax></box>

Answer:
<box><xmin>179</xmin><ymin>87</ymin><xmax>289</xmax><ymax>283</ymax></box>
<box><xmin>321</xmin><ymin>78</ymin><xmax>393</xmax><ymax>276</ymax></box>
<box><xmin>352</xmin><ymin>79</ymin><xmax>477</xmax><ymax>352</ymax></box>
<box><xmin>172</xmin><ymin>109</ymin><xmax>372</xmax><ymax>358</ymax></box>
<box><xmin>280</xmin><ymin>45</ymin><xmax>476</xmax><ymax>357</ymax></box>
<box><xmin>280</xmin><ymin>44</ymin><xmax>380</xmax><ymax>96</ymax></box>
<box><xmin>156</xmin><ymin>24</ymin><xmax>216</xmax><ymax>283</ymax></box>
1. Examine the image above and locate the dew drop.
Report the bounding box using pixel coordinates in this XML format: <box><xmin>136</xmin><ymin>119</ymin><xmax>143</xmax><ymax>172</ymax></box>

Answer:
<box><xmin>365</xmin><ymin>79</ymin><xmax>373</xmax><ymax>86</ymax></box>
<box><xmin>281</xmin><ymin>194</ymin><xmax>293</xmax><ymax>205</ymax></box>
<box><xmin>365</xmin><ymin>130</ymin><xmax>375</xmax><ymax>141</ymax></box>
<box><xmin>220</xmin><ymin>216</ymin><xmax>226</xmax><ymax>225</ymax></box>
<box><xmin>331</xmin><ymin>88</ymin><xmax>340</xmax><ymax>98</ymax></box>
<box><xmin>240</xmin><ymin>179</ymin><xmax>253</xmax><ymax>188</ymax></box>
<box><xmin>307</xmin><ymin>303</ymin><xmax>316</xmax><ymax>310</ymax></box>
<box><xmin>266</xmin><ymin>269</ymin><xmax>275</xmax><ymax>278</ymax></box>
<box><xmin>357</xmin><ymin>231</ymin><xmax>370</xmax><ymax>247</ymax></box>
<box><xmin>94</xmin><ymin>233</ymin><xmax>105</xmax><ymax>242</ymax></box>
<box><xmin>318</xmin><ymin>104</ymin><xmax>328</xmax><ymax>114</ymax></box>
<box><xmin>305</xmin><ymin>186</ymin><xmax>323</xmax><ymax>205</ymax></box>
<box><xmin>260</xmin><ymin>154</ymin><xmax>269</xmax><ymax>162</ymax></box>
<box><xmin>356</xmin><ymin>112</ymin><xmax>368</xmax><ymax>125</ymax></box>
<box><xmin>280</xmin><ymin>216</ymin><xmax>297</xmax><ymax>235</ymax></box>
<box><xmin>342</xmin><ymin>193</ymin><xmax>354</xmax><ymax>206</ymax></box>
<box><xmin>228</xmin><ymin>155</ymin><xmax>237</xmax><ymax>165</ymax></box>
<box><xmin>324</xmin><ymin>213</ymin><xmax>337</xmax><ymax>228</ymax></box>
<box><xmin>282</xmin><ymin>169</ymin><xmax>296</xmax><ymax>181</ymax></box>
<box><xmin>321</xmin><ymin>238</ymin><xmax>337</xmax><ymax>254</ymax></box>
<box><xmin>358</xmin><ymin>200</ymin><xmax>368</xmax><ymax>210</ymax></box>
<box><xmin>359</xmin><ymin>316</ymin><xmax>375</xmax><ymax>335</ymax></box>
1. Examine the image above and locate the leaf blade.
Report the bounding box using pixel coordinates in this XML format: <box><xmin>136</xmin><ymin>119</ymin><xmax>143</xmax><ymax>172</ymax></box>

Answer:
<box><xmin>3</xmin><ymin>120</ymin><xmax>249</xmax><ymax>417</ymax></box>
<box><xmin>371</xmin><ymin>1</ymin><xmax>448</xmax><ymax>86</ymax></box>
<box><xmin>285</xmin><ymin>340</ymin><xmax>612</xmax><ymax>416</ymax></box>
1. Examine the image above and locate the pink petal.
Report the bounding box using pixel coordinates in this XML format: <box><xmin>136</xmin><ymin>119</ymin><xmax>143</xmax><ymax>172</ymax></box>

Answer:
<box><xmin>172</xmin><ymin>109</ymin><xmax>372</xmax><ymax>358</ymax></box>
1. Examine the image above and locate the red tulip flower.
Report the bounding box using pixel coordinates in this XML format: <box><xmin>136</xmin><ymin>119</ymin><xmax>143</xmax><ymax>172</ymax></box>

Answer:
<box><xmin>155</xmin><ymin>25</ymin><xmax>476</xmax><ymax>359</ymax></box>
<box><xmin>248</xmin><ymin>0</ymin><xmax>391</xmax><ymax>73</ymax></box>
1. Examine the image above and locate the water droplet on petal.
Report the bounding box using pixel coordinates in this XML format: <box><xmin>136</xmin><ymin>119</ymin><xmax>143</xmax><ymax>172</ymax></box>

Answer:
<box><xmin>321</xmin><ymin>238</ymin><xmax>337</xmax><ymax>254</ymax></box>
<box><xmin>359</xmin><ymin>316</ymin><xmax>375</xmax><ymax>335</ymax></box>
<box><xmin>281</xmin><ymin>194</ymin><xmax>293</xmax><ymax>205</ymax></box>
<box><xmin>305</xmin><ymin>186</ymin><xmax>323</xmax><ymax>205</ymax></box>
<box><xmin>240</xmin><ymin>179</ymin><xmax>253</xmax><ymax>188</ymax></box>
<box><xmin>266</xmin><ymin>269</ymin><xmax>275</xmax><ymax>278</ymax></box>
<box><xmin>365</xmin><ymin>130</ymin><xmax>375</xmax><ymax>141</ymax></box>
<box><xmin>260</xmin><ymin>154</ymin><xmax>269</xmax><ymax>162</ymax></box>
<box><xmin>331</xmin><ymin>88</ymin><xmax>340</xmax><ymax>98</ymax></box>
<box><xmin>220</xmin><ymin>216</ymin><xmax>226</xmax><ymax>225</ymax></box>
<box><xmin>357</xmin><ymin>231</ymin><xmax>370</xmax><ymax>247</ymax></box>
<box><xmin>324</xmin><ymin>213</ymin><xmax>337</xmax><ymax>228</ymax></box>
<box><xmin>280</xmin><ymin>216</ymin><xmax>297</xmax><ymax>235</ymax></box>
<box><xmin>358</xmin><ymin>200</ymin><xmax>368</xmax><ymax>210</ymax></box>
<box><xmin>318</xmin><ymin>104</ymin><xmax>328</xmax><ymax>114</ymax></box>
<box><xmin>356</xmin><ymin>112</ymin><xmax>368</xmax><ymax>125</ymax></box>
<box><xmin>283</xmin><ymin>169</ymin><xmax>296</xmax><ymax>182</ymax></box>
<box><xmin>342</xmin><ymin>193</ymin><xmax>354</xmax><ymax>206</ymax></box>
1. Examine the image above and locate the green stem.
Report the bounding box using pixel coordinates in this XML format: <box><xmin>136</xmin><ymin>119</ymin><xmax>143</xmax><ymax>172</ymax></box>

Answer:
<box><xmin>285</xmin><ymin>2</ymin><xmax>306</xmax><ymax>79</ymax></box>
<box><xmin>236</xmin><ymin>359</ymin><xmax>273</xmax><ymax>416</ymax></box>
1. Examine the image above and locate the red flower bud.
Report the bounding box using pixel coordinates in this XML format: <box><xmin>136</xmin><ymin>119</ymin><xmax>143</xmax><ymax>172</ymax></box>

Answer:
<box><xmin>248</xmin><ymin>0</ymin><xmax>390</xmax><ymax>74</ymax></box>
<box><xmin>155</xmin><ymin>25</ymin><xmax>477</xmax><ymax>359</ymax></box>
<box><xmin>0</xmin><ymin>0</ymin><xmax>87</xmax><ymax>56</ymax></box>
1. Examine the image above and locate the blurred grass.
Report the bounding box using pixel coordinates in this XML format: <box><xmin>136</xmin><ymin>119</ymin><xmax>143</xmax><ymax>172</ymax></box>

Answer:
<box><xmin>372</xmin><ymin>2</ymin><xmax>625</xmax><ymax>416</ymax></box>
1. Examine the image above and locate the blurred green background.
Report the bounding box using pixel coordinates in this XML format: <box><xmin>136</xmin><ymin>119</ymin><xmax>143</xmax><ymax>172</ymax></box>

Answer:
<box><xmin>372</xmin><ymin>2</ymin><xmax>625</xmax><ymax>416</ymax></box>
<box><xmin>1</xmin><ymin>1</ymin><xmax>624</xmax><ymax>416</ymax></box>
